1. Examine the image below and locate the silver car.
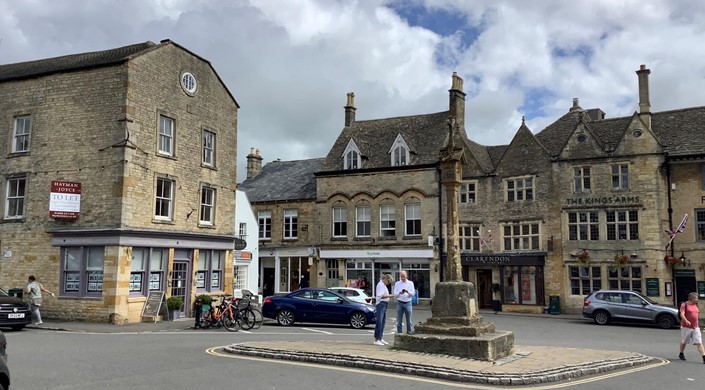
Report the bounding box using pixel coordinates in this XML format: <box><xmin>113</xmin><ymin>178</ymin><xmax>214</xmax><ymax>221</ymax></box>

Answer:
<box><xmin>582</xmin><ymin>290</ymin><xmax>679</xmax><ymax>329</ymax></box>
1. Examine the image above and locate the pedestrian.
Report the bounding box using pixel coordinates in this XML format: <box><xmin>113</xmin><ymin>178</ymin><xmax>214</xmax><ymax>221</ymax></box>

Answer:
<box><xmin>299</xmin><ymin>275</ymin><xmax>309</xmax><ymax>289</ymax></box>
<box><xmin>374</xmin><ymin>274</ymin><xmax>394</xmax><ymax>346</ymax></box>
<box><xmin>393</xmin><ymin>270</ymin><xmax>415</xmax><ymax>334</ymax></box>
<box><xmin>193</xmin><ymin>297</ymin><xmax>203</xmax><ymax>329</ymax></box>
<box><xmin>25</xmin><ymin>275</ymin><xmax>55</xmax><ymax>325</ymax></box>
<box><xmin>678</xmin><ymin>292</ymin><xmax>705</xmax><ymax>363</ymax></box>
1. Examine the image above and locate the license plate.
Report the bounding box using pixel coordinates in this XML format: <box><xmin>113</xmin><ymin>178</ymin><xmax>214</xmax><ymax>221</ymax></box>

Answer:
<box><xmin>8</xmin><ymin>313</ymin><xmax>25</xmax><ymax>319</ymax></box>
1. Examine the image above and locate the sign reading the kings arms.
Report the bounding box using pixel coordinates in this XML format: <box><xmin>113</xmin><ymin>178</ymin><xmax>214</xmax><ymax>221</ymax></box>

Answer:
<box><xmin>565</xmin><ymin>195</ymin><xmax>640</xmax><ymax>206</ymax></box>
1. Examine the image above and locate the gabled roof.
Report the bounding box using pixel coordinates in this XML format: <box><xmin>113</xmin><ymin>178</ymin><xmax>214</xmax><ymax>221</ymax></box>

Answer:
<box><xmin>239</xmin><ymin>158</ymin><xmax>324</xmax><ymax>203</ymax></box>
<box><xmin>0</xmin><ymin>39</ymin><xmax>240</xmax><ymax>107</ymax></box>
<box><xmin>534</xmin><ymin>111</ymin><xmax>583</xmax><ymax>156</ymax></box>
<box><xmin>585</xmin><ymin>116</ymin><xmax>633</xmax><ymax>152</ymax></box>
<box><xmin>319</xmin><ymin>111</ymin><xmax>450</xmax><ymax>172</ymax></box>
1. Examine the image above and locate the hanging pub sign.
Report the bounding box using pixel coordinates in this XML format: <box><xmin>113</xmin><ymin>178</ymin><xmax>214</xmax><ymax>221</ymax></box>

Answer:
<box><xmin>49</xmin><ymin>181</ymin><xmax>81</xmax><ymax>219</ymax></box>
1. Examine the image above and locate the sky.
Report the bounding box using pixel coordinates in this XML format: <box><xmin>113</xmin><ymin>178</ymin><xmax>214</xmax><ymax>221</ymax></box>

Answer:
<box><xmin>2</xmin><ymin>0</ymin><xmax>705</xmax><ymax>182</ymax></box>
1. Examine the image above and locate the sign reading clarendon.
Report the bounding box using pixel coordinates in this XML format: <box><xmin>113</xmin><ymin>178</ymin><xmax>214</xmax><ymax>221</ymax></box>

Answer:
<box><xmin>565</xmin><ymin>195</ymin><xmax>640</xmax><ymax>206</ymax></box>
<box><xmin>460</xmin><ymin>253</ymin><xmax>545</xmax><ymax>266</ymax></box>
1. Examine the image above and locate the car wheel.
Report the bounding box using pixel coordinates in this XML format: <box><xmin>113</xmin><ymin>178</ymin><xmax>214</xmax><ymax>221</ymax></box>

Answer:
<box><xmin>276</xmin><ymin>309</ymin><xmax>295</xmax><ymax>326</ymax></box>
<box><xmin>657</xmin><ymin>314</ymin><xmax>676</xmax><ymax>329</ymax></box>
<box><xmin>11</xmin><ymin>324</ymin><xmax>25</xmax><ymax>331</ymax></box>
<box><xmin>349</xmin><ymin>312</ymin><xmax>367</xmax><ymax>329</ymax></box>
<box><xmin>593</xmin><ymin>311</ymin><xmax>610</xmax><ymax>325</ymax></box>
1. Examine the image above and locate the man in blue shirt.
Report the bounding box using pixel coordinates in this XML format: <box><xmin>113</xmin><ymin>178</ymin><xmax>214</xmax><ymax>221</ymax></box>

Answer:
<box><xmin>393</xmin><ymin>271</ymin><xmax>415</xmax><ymax>334</ymax></box>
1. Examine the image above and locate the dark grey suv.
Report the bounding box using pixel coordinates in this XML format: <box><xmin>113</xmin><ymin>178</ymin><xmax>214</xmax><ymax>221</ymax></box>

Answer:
<box><xmin>582</xmin><ymin>290</ymin><xmax>679</xmax><ymax>329</ymax></box>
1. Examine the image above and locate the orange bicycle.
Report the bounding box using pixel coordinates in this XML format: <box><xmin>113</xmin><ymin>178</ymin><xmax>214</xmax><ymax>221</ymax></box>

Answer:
<box><xmin>199</xmin><ymin>295</ymin><xmax>241</xmax><ymax>331</ymax></box>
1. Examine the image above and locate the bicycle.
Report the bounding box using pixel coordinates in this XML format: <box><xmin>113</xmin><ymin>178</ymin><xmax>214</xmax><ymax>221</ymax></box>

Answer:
<box><xmin>235</xmin><ymin>293</ymin><xmax>263</xmax><ymax>330</ymax></box>
<box><xmin>199</xmin><ymin>295</ymin><xmax>241</xmax><ymax>332</ymax></box>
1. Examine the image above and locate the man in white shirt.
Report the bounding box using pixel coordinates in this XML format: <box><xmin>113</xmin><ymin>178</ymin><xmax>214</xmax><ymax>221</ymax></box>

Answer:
<box><xmin>393</xmin><ymin>270</ymin><xmax>415</xmax><ymax>334</ymax></box>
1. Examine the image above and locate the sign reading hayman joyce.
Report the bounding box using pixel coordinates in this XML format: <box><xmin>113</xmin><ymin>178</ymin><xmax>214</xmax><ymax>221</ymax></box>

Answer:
<box><xmin>49</xmin><ymin>181</ymin><xmax>81</xmax><ymax>219</ymax></box>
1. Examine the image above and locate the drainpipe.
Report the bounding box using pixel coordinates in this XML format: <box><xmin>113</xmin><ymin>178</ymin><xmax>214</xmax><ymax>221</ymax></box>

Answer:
<box><xmin>665</xmin><ymin>157</ymin><xmax>675</xmax><ymax>305</ymax></box>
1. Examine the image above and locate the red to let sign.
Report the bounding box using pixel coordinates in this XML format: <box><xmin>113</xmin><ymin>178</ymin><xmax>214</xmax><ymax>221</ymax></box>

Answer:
<box><xmin>49</xmin><ymin>181</ymin><xmax>81</xmax><ymax>219</ymax></box>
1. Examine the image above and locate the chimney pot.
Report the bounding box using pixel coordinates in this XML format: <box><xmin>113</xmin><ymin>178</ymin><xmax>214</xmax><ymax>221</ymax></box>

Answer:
<box><xmin>246</xmin><ymin>147</ymin><xmax>263</xmax><ymax>179</ymax></box>
<box><xmin>344</xmin><ymin>92</ymin><xmax>356</xmax><ymax>127</ymax></box>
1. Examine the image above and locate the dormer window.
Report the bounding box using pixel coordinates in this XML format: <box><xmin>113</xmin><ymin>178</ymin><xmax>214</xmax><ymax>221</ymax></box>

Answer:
<box><xmin>342</xmin><ymin>139</ymin><xmax>361</xmax><ymax>170</ymax></box>
<box><xmin>389</xmin><ymin>134</ymin><xmax>410</xmax><ymax>166</ymax></box>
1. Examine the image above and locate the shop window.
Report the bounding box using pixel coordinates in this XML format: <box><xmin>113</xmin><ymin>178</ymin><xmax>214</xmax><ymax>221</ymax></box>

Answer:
<box><xmin>608</xmin><ymin>266</ymin><xmax>642</xmax><ymax>292</ymax></box>
<box><xmin>502</xmin><ymin>265</ymin><xmax>544</xmax><ymax>305</ymax></box>
<box><xmin>234</xmin><ymin>265</ymin><xmax>248</xmax><ymax>291</ymax></box>
<box><xmin>326</xmin><ymin>259</ymin><xmax>340</xmax><ymax>280</ymax></box>
<box><xmin>197</xmin><ymin>250</ymin><xmax>224</xmax><ymax>292</ymax></box>
<box><xmin>61</xmin><ymin>246</ymin><xmax>104</xmax><ymax>297</ymax></box>
<box><xmin>403</xmin><ymin>262</ymin><xmax>430</xmax><ymax>299</ymax></box>
<box><xmin>569</xmin><ymin>266</ymin><xmax>601</xmax><ymax>295</ymax></box>
<box><xmin>130</xmin><ymin>248</ymin><xmax>166</xmax><ymax>295</ymax></box>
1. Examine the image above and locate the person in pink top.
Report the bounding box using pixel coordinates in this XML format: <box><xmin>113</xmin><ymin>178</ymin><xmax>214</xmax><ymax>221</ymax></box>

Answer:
<box><xmin>678</xmin><ymin>292</ymin><xmax>705</xmax><ymax>363</ymax></box>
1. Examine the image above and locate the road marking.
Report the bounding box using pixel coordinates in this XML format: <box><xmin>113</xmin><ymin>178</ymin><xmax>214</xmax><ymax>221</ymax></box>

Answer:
<box><xmin>301</xmin><ymin>328</ymin><xmax>333</xmax><ymax>334</ymax></box>
<box><xmin>205</xmin><ymin>346</ymin><xmax>668</xmax><ymax>389</ymax></box>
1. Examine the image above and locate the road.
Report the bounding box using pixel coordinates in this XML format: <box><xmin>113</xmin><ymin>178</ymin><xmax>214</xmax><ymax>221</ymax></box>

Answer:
<box><xmin>4</xmin><ymin>312</ymin><xmax>704</xmax><ymax>389</ymax></box>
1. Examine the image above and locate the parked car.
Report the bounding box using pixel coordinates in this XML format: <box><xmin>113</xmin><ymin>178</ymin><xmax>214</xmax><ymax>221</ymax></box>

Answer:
<box><xmin>262</xmin><ymin>288</ymin><xmax>376</xmax><ymax>329</ymax></box>
<box><xmin>582</xmin><ymin>290</ymin><xmax>679</xmax><ymax>329</ymax></box>
<box><xmin>0</xmin><ymin>330</ymin><xmax>9</xmax><ymax>390</ymax></box>
<box><xmin>0</xmin><ymin>288</ymin><xmax>32</xmax><ymax>331</ymax></box>
<box><xmin>328</xmin><ymin>287</ymin><xmax>373</xmax><ymax>305</ymax></box>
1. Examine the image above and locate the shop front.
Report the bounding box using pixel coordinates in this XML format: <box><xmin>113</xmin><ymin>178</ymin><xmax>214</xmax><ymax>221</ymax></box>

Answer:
<box><xmin>319</xmin><ymin>248</ymin><xmax>436</xmax><ymax>303</ymax></box>
<box><xmin>460</xmin><ymin>252</ymin><xmax>546</xmax><ymax>313</ymax></box>
<box><xmin>259</xmin><ymin>247</ymin><xmax>317</xmax><ymax>295</ymax></box>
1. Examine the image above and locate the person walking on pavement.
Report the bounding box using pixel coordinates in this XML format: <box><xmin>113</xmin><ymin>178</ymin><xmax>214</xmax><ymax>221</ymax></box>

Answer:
<box><xmin>393</xmin><ymin>270</ymin><xmax>415</xmax><ymax>334</ymax></box>
<box><xmin>678</xmin><ymin>292</ymin><xmax>705</xmax><ymax>363</ymax></box>
<box><xmin>25</xmin><ymin>275</ymin><xmax>55</xmax><ymax>325</ymax></box>
<box><xmin>374</xmin><ymin>274</ymin><xmax>394</xmax><ymax>346</ymax></box>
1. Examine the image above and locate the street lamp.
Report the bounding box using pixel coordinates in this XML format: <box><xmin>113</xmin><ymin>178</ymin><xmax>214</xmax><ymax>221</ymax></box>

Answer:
<box><xmin>679</xmin><ymin>251</ymin><xmax>690</xmax><ymax>267</ymax></box>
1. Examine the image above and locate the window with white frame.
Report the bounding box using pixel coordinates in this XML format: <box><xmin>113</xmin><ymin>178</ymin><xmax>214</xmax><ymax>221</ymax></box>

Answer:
<box><xmin>608</xmin><ymin>266</ymin><xmax>642</xmax><ymax>292</ymax></box>
<box><xmin>154</xmin><ymin>178</ymin><xmax>174</xmax><ymax>220</ymax></box>
<box><xmin>238</xmin><ymin>222</ymin><xmax>247</xmax><ymax>238</ymax></box>
<box><xmin>606</xmin><ymin>210</ymin><xmax>639</xmax><ymax>240</ymax></box>
<box><xmin>696</xmin><ymin>209</ymin><xmax>705</xmax><ymax>241</ymax></box>
<box><xmin>611</xmin><ymin>163</ymin><xmax>629</xmax><ymax>191</ymax></box>
<box><xmin>234</xmin><ymin>265</ymin><xmax>248</xmax><ymax>291</ymax></box>
<box><xmin>389</xmin><ymin>134</ymin><xmax>410</xmax><ymax>166</ymax></box>
<box><xmin>380</xmin><ymin>204</ymin><xmax>396</xmax><ymax>237</ymax></box>
<box><xmin>199</xmin><ymin>186</ymin><xmax>215</xmax><ymax>225</ymax></box>
<box><xmin>258</xmin><ymin>211</ymin><xmax>272</xmax><ymax>239</ymax></box>
<box><xmin>404</xmin><ymin>201</ymin><xmax>421</xmax><ymax>236</ymax></box>
<box><xmin>342</xmin><ymin>139</ymin><xmax>361</xmax><ymax>170</ymax></box>
<box><xmin>332</xmin><ymin>205</ymin><xmax>347</xmax><ymax>238</ymax></box>
<box><xmin>4</xmin><ymin>176</ymin><xmax>26</xmax><ymax>219</ymax></box>
<box><xmin>505</xmin><ymin>177</ymin><xmax>534</xmax><ymax>202</ymax></box>
<box><xmin>61</xmin><ymin>246</ymin><xmax>104</xmax><ymax>297</ymax></box>
<box><xmin>569</xmin><ymin>266</ymin><xmax>601</xmax><ymax>295</ymax></box>
<box><xmin>459</xmin><ymin>181</ymin><xmax>476</xmax><ymax>204</ymax></box>
<box><xmin>355</xmin><ymin>205</ymin><xmax>371</xmax><ymax>237</ymax></box>
<box><xmin>284</xmin><ymin>209</ymin><xmax>298</xmax><ymax>239</ymax></box>
<box><xmin>12</xmin><ymin>115</ymin><xmax>31</xmax><ymax>153</ymax></box>
<box><xmin>573</xmin><ymin>167</ymin><xmax>591</xmax><ymax>193</ymax></box>
<box><xmin>202</xmin><ymin>130</ymin><xmax>215</xmax><ymax>167</ymax></box>
<box><xmin>568</xmin><ymin>211</ymin><xmax>599</xmax><ymax>240</ymax></box>
<box><xmin>197</xmin><ymin>250</ymin><xmax>224</xmax><ymax>292</ymax></box>
<box><xmin>158</xmin><ymin>115</ymin><xmax>175</xmax><ymax>156</ymax></box>
<box><xmin>326</xmin><ymin>259</ymin><xmax>340</xmax><ymax>280</ymax></box>
<box><xmin>459</xmin><ymin>224</ymin><xmax>481</xmax><ymax>251</ymax></box>
<box><xmin>503</xmin><ymin>222</ymin><xmax>540</xmax><ymax>251</ymax></box>
<box><xmin>129</xmin><ymin>248</ymin><xmax>166</xmax><ymax>294</ymax></box>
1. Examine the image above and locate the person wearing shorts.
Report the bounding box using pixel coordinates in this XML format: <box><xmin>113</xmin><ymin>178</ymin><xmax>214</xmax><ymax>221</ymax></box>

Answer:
<box><xmin>678</xmin><ymin>292</ymin><xmax>705</xmax><ymax>363</ymax></box>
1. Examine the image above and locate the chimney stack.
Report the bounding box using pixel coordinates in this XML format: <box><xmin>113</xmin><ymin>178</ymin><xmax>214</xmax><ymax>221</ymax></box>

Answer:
<box><xmin>344</xmin><ymin>92</ymin><xmax>356</xmax><ymax>127</ymax></box>
<box><xmin>569</xmin><ymin>98</ymin><xmax>582</xmax><ymax>111</ymax></box>
<box><xmin>636</xmin><ymin>64</ymin><xmax>651</xmax><ymax>129</ymax></box>
<box><xmin>449</xmin><ymin>72</ymin><xmax>466</xmax><ymax>128</ymax></box>
<box><xmin>246</xmin><ymin>147</ymin><xmax>263</xmax><ymax>179</ymax></box>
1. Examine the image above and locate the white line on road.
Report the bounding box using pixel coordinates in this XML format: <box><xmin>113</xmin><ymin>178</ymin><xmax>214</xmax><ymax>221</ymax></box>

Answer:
<box><xmin>301</xmin><ymin>328</ymin><xmax>333</xmax><ymax>334</ymax></box>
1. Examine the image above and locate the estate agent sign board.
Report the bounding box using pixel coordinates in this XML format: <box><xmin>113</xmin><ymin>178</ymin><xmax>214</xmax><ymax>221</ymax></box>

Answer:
<box><xmin>49</xmin><ymin>180</ymin><xmax>81</xmax><ymax>219</ymax></box>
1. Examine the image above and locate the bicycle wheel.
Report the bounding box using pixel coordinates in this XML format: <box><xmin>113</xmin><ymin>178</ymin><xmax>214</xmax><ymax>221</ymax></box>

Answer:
<box><xmin>239</xmin><ymin>309</ymin><xmax>256</xmax><ymax>330</ymax></box>
<box><xmin>244</xmin><ymin>308</ymin><xmax>264</xmax><ymax>330</ymax></box>
<box><xmin>221</xmin><ymin>309</ymin><xmax>240</xmax><ymax>332</ymax></box>
<box><xmin>199</xmin><ymin>308</ymin><xmax>212</xmax><ymax>329</ymax></box>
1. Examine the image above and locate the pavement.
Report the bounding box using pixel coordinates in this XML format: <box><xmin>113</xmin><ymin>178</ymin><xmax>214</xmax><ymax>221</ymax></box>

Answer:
<box><xmin>25</xmin><ymin>309</ymin><xmax>664</xmax><ymax>386</ymax></box>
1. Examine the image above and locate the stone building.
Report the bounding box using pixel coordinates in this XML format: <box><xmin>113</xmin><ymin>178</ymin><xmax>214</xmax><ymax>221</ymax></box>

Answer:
<box><xmin>243</xmin><ymin>67</ymin><xmax>705</xmax><ymax>313</ymax></box>
<box><xmin>0</xmin><ymin>40</ymin><xmax>239</xmax><ymax>323</ymax></box>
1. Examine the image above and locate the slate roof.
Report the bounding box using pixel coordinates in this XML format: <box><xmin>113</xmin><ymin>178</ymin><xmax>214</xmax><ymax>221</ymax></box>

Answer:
<box><xmin>651</xmin><ymin>106</ymin><xmax>705</xmax><ymax>156</ymax></box>
<box><xmin>238</xmin><ymin>158</ymin><xmax>325</xmax><ymax>203</ymax></box>
<box><xmin>0</xmin><ymin>41</ymin><xmax>157</xmax><ymax>82</ymax></box>
<box><xmin>319</xmin><ymin>111</ymin><xmax>450</xmax><ymax>172</ymax></box>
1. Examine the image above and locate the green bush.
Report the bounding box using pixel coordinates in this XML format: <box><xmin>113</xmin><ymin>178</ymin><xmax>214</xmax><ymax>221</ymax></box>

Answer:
<box><xmin>196</xmin><ymin>294</ymin><xmax>213</xmax><ymax>305</ymax></box>
<box><xmin>166</xmin><ymin>296</ymin><xmax>183</xmax><ymax>310</ymax></box>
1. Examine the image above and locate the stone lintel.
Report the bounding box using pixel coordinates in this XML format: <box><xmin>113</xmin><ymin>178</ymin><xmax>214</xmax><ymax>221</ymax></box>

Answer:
<box><xmin>394</xmin><ymin>331</ymin><xmax>515</xmax><ymax>361</ymax></box>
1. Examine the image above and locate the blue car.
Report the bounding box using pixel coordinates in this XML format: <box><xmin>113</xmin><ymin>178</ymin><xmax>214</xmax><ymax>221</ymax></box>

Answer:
<box><xmin>262</xmin><ymin>288</ymin><xmax>376</xmax><ymax>329</ymax></box>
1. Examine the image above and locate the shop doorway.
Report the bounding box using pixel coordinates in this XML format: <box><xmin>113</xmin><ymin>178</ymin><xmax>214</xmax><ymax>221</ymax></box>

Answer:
<box><xmin>477</xmin><ymin>269</ymin><xmax>493</xmax><ymax>309</ymax></box>
<box><xmin>262</xmin><ymin>267</ymin><xmax>275</xmax><ymax>297</ymax></box>
<box><xmin>170</xmin><ymin>260</ymin><xmax>190</xmax><ymax>316</ymax></box>
<box><xmin>675</xmin><ymin>269</ymin><xmax>697</xmax><ymax>306</ymax></box>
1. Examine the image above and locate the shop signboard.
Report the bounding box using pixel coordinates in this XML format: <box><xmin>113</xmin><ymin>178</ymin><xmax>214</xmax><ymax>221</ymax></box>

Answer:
<box><xmin>645</xmin><ymin>278</ymin><xmax>659</xmax><ymax>297</ymax></box>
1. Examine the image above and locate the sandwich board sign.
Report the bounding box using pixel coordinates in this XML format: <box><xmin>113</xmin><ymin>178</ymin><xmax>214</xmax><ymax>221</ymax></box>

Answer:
<box><xmin>141</xmin><ymin>291</ymin><xmax>164</xmax><ymax>323</ymax></box>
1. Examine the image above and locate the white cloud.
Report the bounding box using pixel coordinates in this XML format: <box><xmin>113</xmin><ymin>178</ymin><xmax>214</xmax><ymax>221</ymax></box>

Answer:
<box><xmin>2</xmin><ymin>0</ymin><xmax>705</xmax><ymax>180</ymax></box>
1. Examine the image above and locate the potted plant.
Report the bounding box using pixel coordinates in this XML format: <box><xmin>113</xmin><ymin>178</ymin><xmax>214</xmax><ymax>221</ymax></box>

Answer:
<box><xmin>664</xmin><ymin>255</ymin><xmax>679</xmax><ymax>266</ymax></box>
<box><xmin>577</xmin><ymin>250</ymin><xmax>590</xmax><ymax>265</ymax></box>
<box><xmin>166</xmin><ymin>296</ymin><xmax>183</xmax><ymax>321</ymax></box>
<box><xmin>614</xmin><ymin>254</ymin><xmax>629</xmax><ymax>268</ymax></box>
